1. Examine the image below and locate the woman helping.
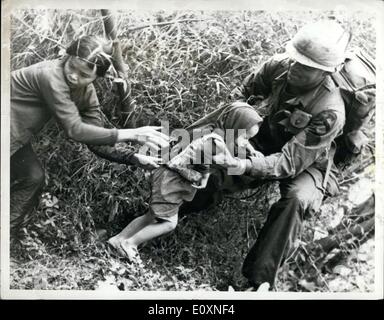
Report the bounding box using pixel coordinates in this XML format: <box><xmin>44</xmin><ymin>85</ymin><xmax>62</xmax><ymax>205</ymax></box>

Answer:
<box><xmin>10</xmin><ymin>35</ymin><xmax>169</xmax><ymax>236</ymax></box>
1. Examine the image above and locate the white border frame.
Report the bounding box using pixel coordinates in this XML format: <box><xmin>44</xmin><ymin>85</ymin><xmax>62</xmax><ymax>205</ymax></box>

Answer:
<box><xmin>1</xmin><ymin>0</ymin><xmax>383</xmax><ymax>300</ymax></box>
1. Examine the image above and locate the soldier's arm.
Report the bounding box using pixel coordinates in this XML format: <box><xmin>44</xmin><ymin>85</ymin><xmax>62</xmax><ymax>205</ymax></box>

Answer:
<box><xmin>230</xmin><ymin>56</ymin><xmax>287</xmax><ymax>103</ymax></box>
<box><xmin>244</xmin><ymin>109</ymin><xmax>344</xmax><ymax>179</ymax></box>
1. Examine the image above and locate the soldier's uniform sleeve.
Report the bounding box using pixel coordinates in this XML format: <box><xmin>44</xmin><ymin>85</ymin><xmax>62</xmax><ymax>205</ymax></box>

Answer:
<box><xmin>246</xmin><ymin>108</ymin><xmax>345</xmax><ymax>179</ymax></box>
<box><xmin>230</xmin><ymin>57</ymin><xmax>284</xmax><ymax>102</ymax></box>
<box><xmin>78</xmin><ymin>85</ymin><xmax>138</xmax><ymax>165</ymax></box>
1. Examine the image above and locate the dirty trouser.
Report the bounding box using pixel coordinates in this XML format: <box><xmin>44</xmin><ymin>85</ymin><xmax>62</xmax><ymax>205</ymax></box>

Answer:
<box><xmin>10</xmin><ymin>143</ymin><xmax>45</xmax><ymax>235</ymax></box>
<box><xmin>241</xmin><ymin>171</ymin><xmax>324</xmax><ymax>288</ymax></box>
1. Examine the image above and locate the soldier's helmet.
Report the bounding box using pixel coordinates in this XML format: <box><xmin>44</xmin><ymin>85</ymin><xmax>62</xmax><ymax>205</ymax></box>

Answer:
<box><xmin>286</xmin><ymin>20</ymin><xmax>351</xmax><ymax>72</ymax></box>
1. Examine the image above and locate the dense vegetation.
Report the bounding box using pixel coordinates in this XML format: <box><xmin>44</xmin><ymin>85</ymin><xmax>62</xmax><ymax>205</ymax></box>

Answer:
<box><xmin>9</xmin><ymin>10</ymin><xmax>376</xmax><ymax>292</ymax></box>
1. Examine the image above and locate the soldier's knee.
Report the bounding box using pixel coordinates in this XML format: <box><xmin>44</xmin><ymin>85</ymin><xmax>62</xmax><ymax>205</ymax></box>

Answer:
<box><xmin>284</xmin><ymin>183</ymin><xmax>323</xmax><ymax>214</ymax></box>
<box><xmin>284</xmin><ymin>185</ymin><xmax>314</xmax><ymax>210</ymax></box>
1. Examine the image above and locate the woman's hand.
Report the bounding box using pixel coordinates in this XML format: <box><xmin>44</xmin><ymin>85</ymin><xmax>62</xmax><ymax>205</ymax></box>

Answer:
<box><xmin>117</xmin><ymin>126</ymin><xmax>169</xmax><ymax>153</ymax></box>
<box><xmin>131</xmin><ymin>153</ymin><xmax>163</xmax><ymax>170</ymax></box>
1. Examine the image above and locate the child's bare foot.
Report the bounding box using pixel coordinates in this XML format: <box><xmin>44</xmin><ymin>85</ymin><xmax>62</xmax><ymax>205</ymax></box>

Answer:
<box><xmin>256</xmin><ymin>282</ymin><xmax>270</xmax><ymax>292</ymax></box>
<box><xmin>120</xmin><ymin>241</ymin><xmax>143</xmax><ymax>265</ymax></box>
<box><xmin>106</xmin><ymin>236</ymin><xmax>128</xmax><ymax>257</ymax></box>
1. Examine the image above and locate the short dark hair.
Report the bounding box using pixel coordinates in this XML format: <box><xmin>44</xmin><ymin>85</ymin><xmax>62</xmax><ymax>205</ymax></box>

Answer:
<box><xmin>66</xmin><ymin>35</ymin><xmax>111</xmax><ymax>77</ymax></box>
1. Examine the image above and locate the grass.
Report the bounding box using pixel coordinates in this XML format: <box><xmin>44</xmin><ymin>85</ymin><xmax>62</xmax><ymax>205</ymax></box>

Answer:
<box><xmin>9</xmin><ymin>9</ymin><xmax>376</xmax><ymax>292</ymax></box>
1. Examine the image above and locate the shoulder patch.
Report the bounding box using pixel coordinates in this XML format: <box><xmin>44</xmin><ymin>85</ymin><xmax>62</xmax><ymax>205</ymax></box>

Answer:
<box><xmin>310</xmin><ymin>110</ymin><xmax>338</xmax><ymax>136</ymax></box>
<box><xmin>296</xmin><ymin>110</ymin><xmax>339</xmax><ymax>146</ymax></box>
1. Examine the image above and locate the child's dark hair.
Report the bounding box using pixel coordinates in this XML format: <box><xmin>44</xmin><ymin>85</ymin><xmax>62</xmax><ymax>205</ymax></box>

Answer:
<box><xmin>66</xmin><ymin>35</ymin><xmax>112</xmax><ymax>77</ymax></box>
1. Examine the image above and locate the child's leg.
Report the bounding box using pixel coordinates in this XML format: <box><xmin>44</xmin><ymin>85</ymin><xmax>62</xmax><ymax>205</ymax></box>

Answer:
<box><xmin>107</xmin><ymin>213</ymin><xmax>178</xmax><ymax>260</ymax></box>
<box><xmin>120</xmin><ymin>214</ymin><xmax>178</xmax><ymax>255</ymax></box>
<box><xmin>110</xmin><ymin>212</ymin><xmax>153</xmax><ymax>241</ymax></box>
<box><xmin>107</xmin><ymin>212</ymin><xmax>153</xmax><ymax>256</ymax></box>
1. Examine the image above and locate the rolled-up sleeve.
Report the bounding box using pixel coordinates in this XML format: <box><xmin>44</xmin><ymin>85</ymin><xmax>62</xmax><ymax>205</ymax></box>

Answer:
<box><xmin>246</xmin><ymin>108</ymin><xmax>344</xmax><ymax>179</ymax></box>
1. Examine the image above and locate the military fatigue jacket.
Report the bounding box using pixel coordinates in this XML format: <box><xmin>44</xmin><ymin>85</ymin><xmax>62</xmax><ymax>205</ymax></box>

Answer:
<box><xmin>232</xmin><ymin>53</ymin><xmax>345</xmax><ymax>189</ymax></box>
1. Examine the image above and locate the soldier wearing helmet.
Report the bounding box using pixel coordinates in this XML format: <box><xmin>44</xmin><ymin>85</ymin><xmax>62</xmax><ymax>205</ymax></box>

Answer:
<box><xmin>104</xmin><ymin>19</ymin><xmax>351</xmax><ymax>291</ymax></box>
<box><xmin>217</xmin><ymin>20</ymin><xmax>351</xmax><ymax>290</ymax></box>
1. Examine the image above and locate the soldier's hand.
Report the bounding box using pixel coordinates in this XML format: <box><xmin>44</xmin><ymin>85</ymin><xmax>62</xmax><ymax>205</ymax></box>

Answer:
<box><xmin>355</xmin><ymin>88</ymin><xmax>376</xmax><ymax>105</ymax></box>
<box><xmin>212</xmin><ymin>139</ymin><xmax>239</xmax><ymax>168</ymax></box>
<box><xmin>237</xmin><ymin>135</ymin><xmax>263</xmax><ymax>158</ymax></box>
<box><xmin>245</xmin><ymin>142</ymin><xmax>264</xmax><ymax>158</ymax></box>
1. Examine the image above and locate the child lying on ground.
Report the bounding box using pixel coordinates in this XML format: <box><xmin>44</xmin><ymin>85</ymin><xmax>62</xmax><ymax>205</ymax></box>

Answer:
<box><xmin>107</xmin><ymin>102</ymin><xmax>263</xmax><ymax>262</ymax></box>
